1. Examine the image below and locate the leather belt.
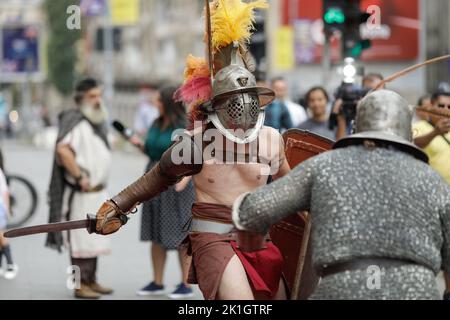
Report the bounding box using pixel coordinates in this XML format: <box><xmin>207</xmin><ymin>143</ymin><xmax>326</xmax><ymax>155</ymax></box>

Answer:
<box><xmin>84</xmin><ymin>184</ymin><xmax>105</xmax><ymax>193</ymax></box>
<box><xmin>190</xmin><ymin>218</ymin><xmax>234</xmax><ymax>234</ymax></box>
<box><xmin>65</xmin><ymin>178</ymin><xmax>105</xmax><ymax>193</ymax></box>
<box><xmin>318</xmin><ymin>258</ymin><xmax>417</xmax><ymax>278</ymax></box>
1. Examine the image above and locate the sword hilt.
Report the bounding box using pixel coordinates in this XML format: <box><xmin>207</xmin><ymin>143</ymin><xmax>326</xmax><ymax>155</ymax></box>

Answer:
<box><xmin>86</xmin><ymin>213</ymin><xmax>129</xmax><ymax>234</ymax></box>
<box><xmin>86</xmin><ymin>214</ymin><xmax>97</xmax><ymax>234</ymax></box>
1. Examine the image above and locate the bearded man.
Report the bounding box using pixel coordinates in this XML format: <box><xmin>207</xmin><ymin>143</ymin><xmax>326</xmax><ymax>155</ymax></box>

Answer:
<box><xmin>47</xmin><ymin>78</ymin><xmax>113</xmax><ymax>299</ymax></box>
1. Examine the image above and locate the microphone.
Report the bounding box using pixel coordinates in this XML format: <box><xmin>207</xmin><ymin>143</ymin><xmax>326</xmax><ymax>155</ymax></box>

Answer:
<box><xmin>112</xmin><ymin>120</ymin><xmax>135</xmax><ymax>140</ymax></box>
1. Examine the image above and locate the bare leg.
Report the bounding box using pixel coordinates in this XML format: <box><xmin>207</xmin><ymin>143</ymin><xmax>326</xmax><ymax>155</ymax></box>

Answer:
<box><xmin>273</xmin><ymin>279</ymin><xmax>287</xmax><ymax>300</ymax></box>
<box><xmin>445</xmin><ymin>271</ymin><xmax>450</xmax><ymax>293</ymax></box>
<box><xmin>151</xmin><ymin>242</ymin><xmax>167</xmax><ymax>286</ymax></box>
<box><xmin>0</xmin><ymin>231</ymin><xmax>7</xmax><ymax>247</ymax></box>
<box><xmin>178</xmin><ymin>249</ymin><xmax>191</xmax><ymax>287</ymax></box>
<box><xmin>217</xmin><ymin>254</ymin><xmax>254</xmax><ymax>300</ymax></box>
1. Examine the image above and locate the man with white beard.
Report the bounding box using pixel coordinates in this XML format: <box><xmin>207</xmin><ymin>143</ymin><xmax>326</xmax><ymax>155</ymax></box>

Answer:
<box><xmin>47</xmin><ymin>78</ymin><xmax>113</xmax><ymax>299</ymax></box>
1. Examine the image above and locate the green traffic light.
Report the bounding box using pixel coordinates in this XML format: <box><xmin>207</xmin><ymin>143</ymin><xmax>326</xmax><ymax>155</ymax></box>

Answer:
<box><xmin>324</xmin><ymin>7</ymin><xmax>346</xmax><ymax>24</ymax></box>
<box><xmin>349</xmin><ymin>43</ymin><xmax>362</xmax><ymax>57</ymax></box>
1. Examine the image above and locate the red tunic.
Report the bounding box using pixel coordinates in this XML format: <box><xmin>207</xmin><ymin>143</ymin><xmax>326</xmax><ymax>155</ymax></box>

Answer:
<box><xmin>182</xmin><ymin>202</ymin><xmax>284</xmax><ymax>300</ymax></box>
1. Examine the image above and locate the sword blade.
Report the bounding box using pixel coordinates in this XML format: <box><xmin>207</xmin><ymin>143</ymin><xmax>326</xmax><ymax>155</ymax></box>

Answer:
<box><xmin>4</xmin><ymin>219</ymin><xmax>91</xmax><ymax>238</ymax></box>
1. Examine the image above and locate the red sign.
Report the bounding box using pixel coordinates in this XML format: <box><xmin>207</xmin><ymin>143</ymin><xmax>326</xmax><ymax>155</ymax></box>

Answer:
<box><xmin>281</xmin><ymin>0</ymin><xmax>419</xmax><ymax>63</ymax></box>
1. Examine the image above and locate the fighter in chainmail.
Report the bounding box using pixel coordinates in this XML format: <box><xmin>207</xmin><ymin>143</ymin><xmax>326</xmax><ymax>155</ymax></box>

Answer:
<box><xmin>91</xmin><ymin>0</ymin><xmax>291</xmax><ymax>300</ymax></box>
<box><xmin>232</xmin><ymin>89</ymin><xmax>450</xmax><ymax>299</ymax></box>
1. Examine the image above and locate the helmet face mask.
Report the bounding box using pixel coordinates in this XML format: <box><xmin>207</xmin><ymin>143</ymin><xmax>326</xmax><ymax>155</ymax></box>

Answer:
<box><xmin>206</xmin><ymin>63</ymin><xmax>274</xmax><ymax>144</ymax></box>
<box><xmin>208</xmin><ymin>91</ymin><xmax>265</xmax><ymax>144</ymax></box>
<box><xmin>215</xmin><ymin>92</ymin><xmax>260</xmax><ymax>131</ymax></box>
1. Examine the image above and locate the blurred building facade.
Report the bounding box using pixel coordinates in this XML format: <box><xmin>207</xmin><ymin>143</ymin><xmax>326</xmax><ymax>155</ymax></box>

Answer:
<box><xmin>266</xmin><ymin>0</ymin><xmax>450</xmax><ymax>102</ymax></box>
<box><xmin>80</xmin><ymin>0</ymin><xmax>205</xmax><ymax>125</ymax></box>
<box><xmin>0</xmin><ymin>0</ymin><xmax>449</xmax><ymax>138</ymax></box>
<box><xmin>83</xmin><ymin>0</ymin><xmax>205</xmax><ymax>85</ymax></box>
<box><xmin>82</xmin><ymin>0</ymin><xmax>448</xmax><ymax>120</ymax></box>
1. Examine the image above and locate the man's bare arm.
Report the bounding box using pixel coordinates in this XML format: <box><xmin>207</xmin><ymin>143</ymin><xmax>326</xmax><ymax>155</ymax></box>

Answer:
<box><xmin>56</xmin><ymin>144</ymin><xmax>90</xmax><ymax>191</ymax></box>
<box><xmin>414</xmin><ymin>131</ymin><xmax>440</xmax><ymax>149</ymax></box>
<box><xmin>414</xmin><ymin>118</ymin><xmax>450</xmax><ymax>148</ymax></box>
<box><xmin>94</xmin><ymin>133</ymin><xmax>203</xmax><ymax>235</ymax></box>
<box><xmin>56</xmin><ymin>144</ymin><xmax>82</xmax><ymax>179</ymax></box>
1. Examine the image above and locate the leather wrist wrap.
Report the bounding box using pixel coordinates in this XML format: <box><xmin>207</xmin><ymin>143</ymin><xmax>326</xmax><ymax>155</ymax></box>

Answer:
<box><xmin>111</xmin><ymin>133</ymin><xmax>203</xmax><ymax>213</ymax></box>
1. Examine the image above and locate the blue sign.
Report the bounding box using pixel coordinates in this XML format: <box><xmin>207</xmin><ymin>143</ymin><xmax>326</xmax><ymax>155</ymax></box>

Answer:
<box><xmin>1</xmin><ymin>26</ymin><xmax>39</xmax><ymax>74</ymax></box>
<box><xmin>81</xmin><ymin>0</ymin><xmax>107</xmax><ymax>17</ymax></box>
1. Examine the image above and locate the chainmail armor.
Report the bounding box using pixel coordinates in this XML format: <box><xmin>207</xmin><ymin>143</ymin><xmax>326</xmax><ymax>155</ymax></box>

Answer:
<box><xmin>238</xmin><ymin>145</ymin><xmax>450</xmax><ymax>285</ymax></box>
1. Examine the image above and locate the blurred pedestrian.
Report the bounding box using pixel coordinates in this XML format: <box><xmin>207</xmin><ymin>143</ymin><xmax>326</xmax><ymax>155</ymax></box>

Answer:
<box><xmin>264</xmin><ymin>77</ymin><xmax>294</xmax><ymax>131</ymax></box>
<box><xmin>415</xmin><ymin>94</ymin><xmax>432</xmax><ymax>122</ymax></box>
<box><xmin>133</xmin><ymin>86</ymin><xmax>159</xmax><ymax>138</ymax></box>
<box><xmin>413</xmin><ymin>89</ymin><xmax>450</xmax><ymax>184</ymax></box>
<box><xmin>271</xmin><ymin>77</ymin><xmax>307</xmax><ymax>127</ymax></box>
<box><xmin>298</xmin><ymin>87</ymin><xmax>335</xmax><ymax>140</ymax></box>
<box><xmin>414</xmin><ymin>88</ymin><xmax>450</xmax><ymax>299</ymax></box>
<box><xmin>46</xmin><ymin>78</ymin><xmax>113</xmax><ymax>299</ymax></box>
<box><xmin>363</xmin><ymin>73</ymin><xmax>384</xmax><ymax>90</ymax></box>
<box><xmin>0</xmin><ymin>167</ymin><xmax>18</xmax><ymax>280</ymax></box>
<box><xmin>133</xmin><ymin>86</ymin><xmax>195</xmax><ymax>299</ymax></box>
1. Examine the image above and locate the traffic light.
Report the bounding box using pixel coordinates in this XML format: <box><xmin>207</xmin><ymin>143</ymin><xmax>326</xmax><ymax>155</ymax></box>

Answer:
<box><xmin>249</xmin><ymin>13</ymin><xmax>266</xmax><ymax>70</ymax></box>
<box><xmin>341</xmin><ymin>0</ymin><xmax>371</xmax><ymax>58</ymax></box>
<box><xmin>322</xmin><ymin>0</ymin><xmax>372</xmax><ymax>59</ymax></box>
<box><xmin>323</xmin><ymin>0</ymin><xmax>347</xmax><ymax>33</ymax></box>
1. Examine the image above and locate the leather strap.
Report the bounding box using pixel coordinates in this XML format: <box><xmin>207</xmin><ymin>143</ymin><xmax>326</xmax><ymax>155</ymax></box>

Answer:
<box><xmin>318</xmin><ymin>258</ymin><xmax>417</xmax><ymax>278</ymax></box>
<box><xmin>85</xmin><ymin>184</ymin><xmax>105</xmax><ymax>193</ymax></box>
<box><xmin>111</xmin><ymin>133</ymin><xmax>203</xmax><ymax>213</ymax></box>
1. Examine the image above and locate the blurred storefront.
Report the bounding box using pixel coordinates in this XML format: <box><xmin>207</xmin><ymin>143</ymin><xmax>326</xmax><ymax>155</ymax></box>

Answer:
<box><xmin>0</xmin><ymin>0</ymin><xmax>46</xmax><ymax>139</ymax></box>
<box><xmin>266</xmin><ymin>0</ymin><xmax>449</xmax><ymax>101</ymax></box>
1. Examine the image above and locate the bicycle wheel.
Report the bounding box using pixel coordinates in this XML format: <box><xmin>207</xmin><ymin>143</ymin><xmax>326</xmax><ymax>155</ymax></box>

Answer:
<box><xmin>6</xmin><ymin>175</ymin><xmax>39</xmax><ymax>228</ymax></box>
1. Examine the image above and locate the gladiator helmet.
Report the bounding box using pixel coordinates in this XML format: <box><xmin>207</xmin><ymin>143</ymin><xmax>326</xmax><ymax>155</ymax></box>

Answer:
<box><xmin>206</xmin><ymin>44</ymin><xmax>274</xmax><ymax>144</ymax></box>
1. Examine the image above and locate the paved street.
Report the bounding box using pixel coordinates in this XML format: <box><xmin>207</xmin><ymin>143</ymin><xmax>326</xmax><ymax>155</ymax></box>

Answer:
<box><xmin>0</xmin><ymin>139</ymin><xmax>203</xmax><ymax>300</ymax></box>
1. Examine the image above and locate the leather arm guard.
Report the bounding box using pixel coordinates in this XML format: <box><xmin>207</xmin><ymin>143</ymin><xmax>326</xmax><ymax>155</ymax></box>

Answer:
<box><xmin>95</xmin><ymin>133</ymin><xmax>203</xmax><ymax>235</ymax></box>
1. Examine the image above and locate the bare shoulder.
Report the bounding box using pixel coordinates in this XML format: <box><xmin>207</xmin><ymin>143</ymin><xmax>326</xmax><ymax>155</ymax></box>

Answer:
<box><xmin>259</xmin><ymin>126</ymin><xmax>283</xmax><ymax>141</ymax></box>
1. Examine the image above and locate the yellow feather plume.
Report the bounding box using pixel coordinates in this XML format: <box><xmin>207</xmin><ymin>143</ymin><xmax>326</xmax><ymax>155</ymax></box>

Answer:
<box><xmin>183</xmin><ymin>54</ymin><xmax>210</xmax><ymax>82</ymax></box>
<box><xmin>210</xmin><ymin>0</ymin><xmax>268</xmax><ymax>52</ymax></box>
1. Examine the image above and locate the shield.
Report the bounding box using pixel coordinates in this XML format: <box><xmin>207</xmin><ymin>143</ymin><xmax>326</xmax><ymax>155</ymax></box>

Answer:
<box><xmin>270</xmin><ymin>129</ymin><xmax>334</xmax><ymax>300</ymax></box>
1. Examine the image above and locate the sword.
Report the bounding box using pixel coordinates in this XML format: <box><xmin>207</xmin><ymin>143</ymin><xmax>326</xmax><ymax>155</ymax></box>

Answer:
<box><xmin>4</xmin><ymin>214</ymin><xmax>98</xmax><ymax>238</ymax></box>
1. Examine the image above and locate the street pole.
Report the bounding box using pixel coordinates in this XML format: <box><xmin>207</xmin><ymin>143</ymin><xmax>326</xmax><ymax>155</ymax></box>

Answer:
<box><xmin>103</xmin><ymin>1</ymin><xmax>114</xmax><ymax>112</ymax></box>
<box><xmin>322</xmin><ymin>32</ymin><xmax>331</xmax><ymax>89</ymax></box>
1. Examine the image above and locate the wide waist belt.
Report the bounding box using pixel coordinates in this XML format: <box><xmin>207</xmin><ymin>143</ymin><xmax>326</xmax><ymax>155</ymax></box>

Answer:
<box><xmin>318</xmin><ymin>258</ymin><xmax>417</xmax><ymax>278</ymax></box>
<box><xmin>190</xmin><ymin>218</ymin><xmax>234</xmax><ymax>234</ymax></box>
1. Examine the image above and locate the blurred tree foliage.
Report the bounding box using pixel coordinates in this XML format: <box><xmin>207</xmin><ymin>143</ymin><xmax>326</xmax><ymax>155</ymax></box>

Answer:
<box><xmin>44</xmin><ymin>0</ymin><xmax>81</xmax><ymax>96</ymax></box>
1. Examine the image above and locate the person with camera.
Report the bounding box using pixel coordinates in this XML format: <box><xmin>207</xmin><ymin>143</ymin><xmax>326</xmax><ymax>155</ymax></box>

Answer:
<box><xmin>331</xmin><ymin>74</ymin><xmax>386</xmax><ymax>141</ymax></box>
